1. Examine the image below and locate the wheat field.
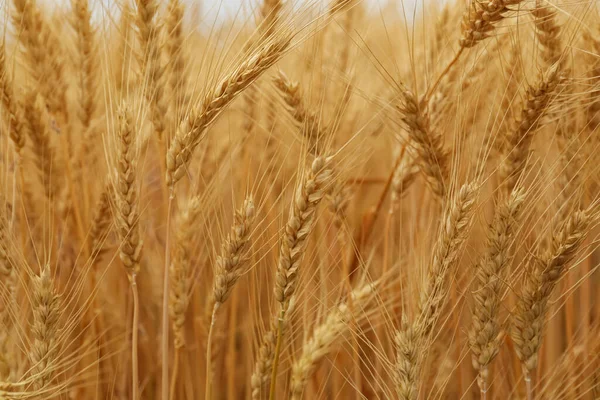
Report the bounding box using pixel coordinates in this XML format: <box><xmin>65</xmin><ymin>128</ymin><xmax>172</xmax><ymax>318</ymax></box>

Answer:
<box><xmin>0</xmin><ymin>0</ymin><xmax>599</xmax><ymax>398</ymax></box>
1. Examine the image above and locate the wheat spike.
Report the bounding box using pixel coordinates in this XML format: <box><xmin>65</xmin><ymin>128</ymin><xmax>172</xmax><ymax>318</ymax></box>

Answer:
<box><xmin>166</xmin><ymin>34</ymin><xmax>291</xmax><ymax>187</ymax></box>
<box><xmin>29</xmin><ymin>265</ymin><xmax>61</xmax><ymax>389</ymax></box>
<box><xmin>169</xmin><ymin>196</ymin><xmax>202</xmax><ymax>349</ymax></box>
<box><xmin>113</xmin><ymin>103</ymin><xmax>142</xmax><ymax>277</ymax></box>
<box><xmin>460</xmin><ymin>0</ymin><xmax>524</xmax><ymax>48</ymax></box>
<box><xmin>469</xmin><ymin>188</ymin><xmax>525</xmax><ymax>393</ymax></box>
<box><xmin>213</xmin><ymin>198</ymin><xmax>256</xmax><ymax>304</ymax></box>
<box><xmin>290</xmin><ymin>282</ymin><xmax>377</xmax><ymax>400</ymax></box>
<box><xmin>398</xmin><ymin>90</ymin><xmax>448</xmax><ymax>200</ymax></box>
<box><xmin>512</xmin><ymin>207</ymin><xmax>594</xmax><ymax>373</ymax></box>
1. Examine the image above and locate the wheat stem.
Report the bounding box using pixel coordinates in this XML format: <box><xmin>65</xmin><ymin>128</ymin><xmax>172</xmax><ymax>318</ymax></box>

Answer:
<box><xmin>424</xmin><ymin>47</ymin><xmax>464</xmax><ymax>103</ymax></box>
<box><xmin>205</xmin><ymin>302</ymin><xmax>219</xmax><ymax>400</ymax></box>
<box><xmin>163</xmin><ymin>194</ymin><xmax>173</xmax><ymax>400</ymax></box>
<box><xmin>169</xmin><ymin>348</ymin><xmax>180</xmax><ymax>400</ymax></box>
<box><xmin>131</xmin><ymin>274</ymin><xmax>140</xmax><ymax>400</ymax></box>
<box><xmin>268</xmin><ymin>308</ymin><xmax>286</xmax><ymax>400</ymax></box>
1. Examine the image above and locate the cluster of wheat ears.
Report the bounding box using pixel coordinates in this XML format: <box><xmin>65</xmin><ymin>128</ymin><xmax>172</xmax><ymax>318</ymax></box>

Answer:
<box><xmin>0</xmin><ymin>0</ymin><xmax>599</xmax><ymax>398</ymax></box>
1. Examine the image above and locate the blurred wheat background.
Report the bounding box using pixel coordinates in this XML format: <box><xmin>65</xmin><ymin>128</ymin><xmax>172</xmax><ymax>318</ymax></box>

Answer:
<box><xmin>1</xmin><ymin>0</ymin><xmax>600</xmax><ymax>399</ymax></box>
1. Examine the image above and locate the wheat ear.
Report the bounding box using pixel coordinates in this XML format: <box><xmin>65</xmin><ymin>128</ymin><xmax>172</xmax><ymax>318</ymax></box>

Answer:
<box><xmin>499</xmin><ymin>64</ymin><xmax>561</xmax><ymax>195</ymax></box>
<box><xmin>167</xmin><ymin>196</ymin><xmax>202</xmax><ymax>400</ymax></box>
<box><xmin>0</xmin><ymin>42</ymin><xmax>26</xmax><ymax>155</ymax></box>
<box><xmin>251</xmin><ymin>319</ymin><xmax>279</xmax><ymax>400</ymax></box>
<box><xmin>460</xmin><ymin>0</ymin><xmax>524</xmax><ymax>49</ymax></box>
<box><xmin>267</xmin><ymin>156</ymin><xmax>333</xmax><ymax>400</ymax></box>
<box><xmin>113</xmin><ymin>103</ymin><xmax>143</xmax><ymax>400</ymax></box>
<box><xmin>12</xmin><ymin>0</ymin><xmax>68</xmax><ymax>119</ymax></box>
<box><xmin>134</xmin><ymin>0</ymin><xmax>168</xmax><ymax>139</ymax></box>
<box><xmin>24</xmin><ymin>91</ymin><xmax>58</xmax><ymax>200</ymax></box>
<box><xmin>273</xmin><ymin>70</ymin><xmax>325</xmax><ymax>154</ymax></box>
<box><xmin>70</xmin><ymin>0</ymin><xmax>98</xmax><ymax>129</ymax></box>
<box><xmin>531</xmin><ymin>0</ymin><xmax>563</xmax><ymax>68</ymax></box>
<box><xmin>395</xmin><ymin>182</ymin><xmax>479</xmax><ymax>399</ymax></box>
<box><xmin>89</xmin><ymin>185</ymin><xmax>112</xmax><ymax>262</ymax></box>
<box><xmin>511</xmin><ymin>207</ymin><xmax>594</xmax><ymax>382</ymax></box>
<box><xmin>169</xmin><ymin>196</ymin><xmax>201</xmax><ymax>351</ymax></box>
<box><xmin>212</xmin><ymin>198</ymin><xmax>256</xmax><ymax>304</ymax></box>
<box><xmin>165</xmin><ymin>0</ymin><xmax>188</xmax><ymax>124</ymax></box>
<box><xmin>29</xmin><ymin>265</ymin><xmax>61</xmax><ymax>390</ymax></box>
<box><xmin>398</xmin><ymin>90</ymin><xmax>448</xmax><ymax>200</ymax></box>
<box><xmin>391</xmin><ymin>148</ymin><xmax>418</xmax><ymax>207</ymax></box>
<box><xmin>166</xmin><ymin>34</ymin><xmax>291</xmax><ymax>187</ymax></box>
<box><xmin>290</xmin><ymin>282</ymin><xmax>377</xmax><ymax>400</ymax></box>
<box><xmin>205</xmin><ymin>198</ymin><xmax>255</xmax><ymax>398</ymax></box>
<box><xmin>0</xmin><ymin>214</ymin><xmax>17</xmax><ymax>381</ymax></box>
<box><xmin>469</xmin><ymin>188</ymin><xmax>525</xmax><ymax>395</ymax></box>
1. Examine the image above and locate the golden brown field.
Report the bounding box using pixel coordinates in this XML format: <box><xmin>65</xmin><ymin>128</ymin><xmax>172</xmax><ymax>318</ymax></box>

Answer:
<box><xmin>1</xmin><ymin>0</ymin><xmax>600</xmax><ymax>398</ymax></box>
